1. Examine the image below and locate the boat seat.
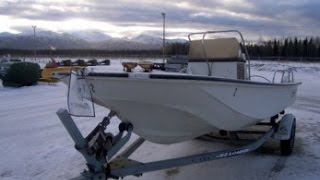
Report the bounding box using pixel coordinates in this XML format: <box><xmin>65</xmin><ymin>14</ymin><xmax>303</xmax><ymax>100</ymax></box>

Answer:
<box><xmin>188</xmin><ymin>38</ymin><xmax>246</xmax><ymax>79</ymax></box>
<box><xmin>188</xmin><ymin>38</ymin><xmax>245</xmax><ymax>62</ymax></box>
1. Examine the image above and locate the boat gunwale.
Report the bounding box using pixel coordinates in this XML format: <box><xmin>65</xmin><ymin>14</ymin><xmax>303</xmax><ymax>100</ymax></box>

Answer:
<box><xmin>85</xmin><ymin>72</ymin><xmax>301</xmax><ymax>87</ymax></box>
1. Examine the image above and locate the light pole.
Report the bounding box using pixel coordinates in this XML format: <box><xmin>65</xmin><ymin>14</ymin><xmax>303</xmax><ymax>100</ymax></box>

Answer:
<box><xmin>161</xmin><ymin>12</ymin><xmax>166</xmax><ymax>63</ymax></box>
<box><xmin>32</xmin><ymin>25</ymin><xmax>37</xmax><ymax>61</ymax></box>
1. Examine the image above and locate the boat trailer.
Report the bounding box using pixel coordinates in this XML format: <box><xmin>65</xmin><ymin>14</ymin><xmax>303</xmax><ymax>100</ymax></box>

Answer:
<box><xmin>56</xmin><ymin>108</ymin><xmax>296</xmax><ymax>180</ymax></box>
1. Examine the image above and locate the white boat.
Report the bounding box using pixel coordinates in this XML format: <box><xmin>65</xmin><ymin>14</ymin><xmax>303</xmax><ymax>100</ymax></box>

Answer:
<box><xmin>63</xmin><ymin>30</ymin><xmax>301</xmax><ymax>144</ymax></box>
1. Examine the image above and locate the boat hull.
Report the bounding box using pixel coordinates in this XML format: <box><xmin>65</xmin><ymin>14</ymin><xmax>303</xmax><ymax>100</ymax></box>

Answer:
<box><xmin>84</xmin><ymin>73</ymin><xmax>300</xmax><ymax>144</ymax></box>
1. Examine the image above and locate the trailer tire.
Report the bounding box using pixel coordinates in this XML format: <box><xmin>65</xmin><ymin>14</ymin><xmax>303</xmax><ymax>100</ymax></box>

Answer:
<box><xmin>280</xmin><ymin>119</ymin><xmax>296</xmax><ymax>156</ymax></box>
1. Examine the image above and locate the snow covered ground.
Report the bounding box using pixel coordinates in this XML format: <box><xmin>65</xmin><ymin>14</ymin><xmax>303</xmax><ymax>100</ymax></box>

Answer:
<box><xmin>1</xmin><ymin>60</ymin><xmax>320</xmax><ymax>180</ymax></box>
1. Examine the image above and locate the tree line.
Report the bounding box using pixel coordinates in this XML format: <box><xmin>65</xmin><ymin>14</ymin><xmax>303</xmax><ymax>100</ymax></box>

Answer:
<box><xmin>247</xmin><ymin>37</ymin><xmax>320</xmax><ymax>60</ymax></box>
<box><xmin>168</xmin><ymin>37</ymin><xmax>320</xmax><ymax>61</ymax></box>
<box><xmin>2</xmin><ymin>37</ymin><xmax>320</xmax><ymax>61</ymax></box>
<box><xmin>0</xmin><ymin>49</ymin><xmax>163</xmax><ymax>58</ymax></box>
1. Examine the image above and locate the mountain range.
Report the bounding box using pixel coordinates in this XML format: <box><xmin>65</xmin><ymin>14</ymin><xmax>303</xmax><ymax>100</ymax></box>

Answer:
<box><xmin>0</xmin><ymin>31</ymin><xmax>187</xmax><ymax>50</ymax></box>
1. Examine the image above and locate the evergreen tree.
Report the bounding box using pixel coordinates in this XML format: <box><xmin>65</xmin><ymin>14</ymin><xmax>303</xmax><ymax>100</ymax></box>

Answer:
<box><xmin>273</xmin><ymin>39</ymin><xmax>279</xmax><ymax>56</ymax></box>
<box><xmin>294</xmin><ymin>37</ymin><xmax>299</xmax><ymax>57</ymax></box>
<box><xmin>281</xmin><ymin>38</ymin><xmax>288</xmax><ymax>57</ymax></box>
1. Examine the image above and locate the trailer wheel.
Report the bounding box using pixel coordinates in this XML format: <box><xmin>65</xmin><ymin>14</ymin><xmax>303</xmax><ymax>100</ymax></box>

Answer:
<box><xmin>280</xmin><ymin>119</ymin><xmax>296</xmax><ymax>156</ymax></box>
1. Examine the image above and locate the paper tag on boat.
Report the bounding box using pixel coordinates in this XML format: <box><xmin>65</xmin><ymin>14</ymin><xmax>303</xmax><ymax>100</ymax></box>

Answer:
<box><xmin>67</xmin><ymin>70</ymin><xmax>95</xmax><ymax>117</ymax></box>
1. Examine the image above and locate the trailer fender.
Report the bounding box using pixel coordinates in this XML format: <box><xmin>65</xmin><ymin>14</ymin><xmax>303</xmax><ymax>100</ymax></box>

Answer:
<box><xmin>273</xmin><ymin>114</ymin><xmax>296</xmax><ymax>140</ymax></box>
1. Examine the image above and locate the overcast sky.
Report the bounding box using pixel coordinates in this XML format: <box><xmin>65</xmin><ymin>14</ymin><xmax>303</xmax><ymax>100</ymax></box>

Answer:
<box><xmin>1</xmin><ymin>0</ymin><xmax>319</xmax><ymax>40</ymax></box>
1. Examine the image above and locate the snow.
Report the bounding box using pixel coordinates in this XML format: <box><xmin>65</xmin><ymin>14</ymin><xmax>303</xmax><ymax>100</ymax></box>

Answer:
<box><xmin>1</xmin><ymin>60</ymin><xmax>320</xmax><ymax>180</ymax></box>
<box><xmin>71</xmin><ymin>31</ymin><xmax>112</xmax><ymax>42</ymax></box>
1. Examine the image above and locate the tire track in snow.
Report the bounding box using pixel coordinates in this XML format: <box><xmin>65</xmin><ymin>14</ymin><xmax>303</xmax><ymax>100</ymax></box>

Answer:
<box><xmin>268</xmin><ymin>156</ymin><xmax>288</xmax><ymax>180</ymax></box>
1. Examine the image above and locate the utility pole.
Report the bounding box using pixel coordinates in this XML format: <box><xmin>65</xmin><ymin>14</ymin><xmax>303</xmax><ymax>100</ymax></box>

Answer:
<box><xmin>161</xmin><ymin>12</ymin><xmax>166</xmax><ymax>63</ymax></box>
<box><xmin>32</xmin><ymin>25</ymin><xmax>37</xmax><ymax>61</ymax></box>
